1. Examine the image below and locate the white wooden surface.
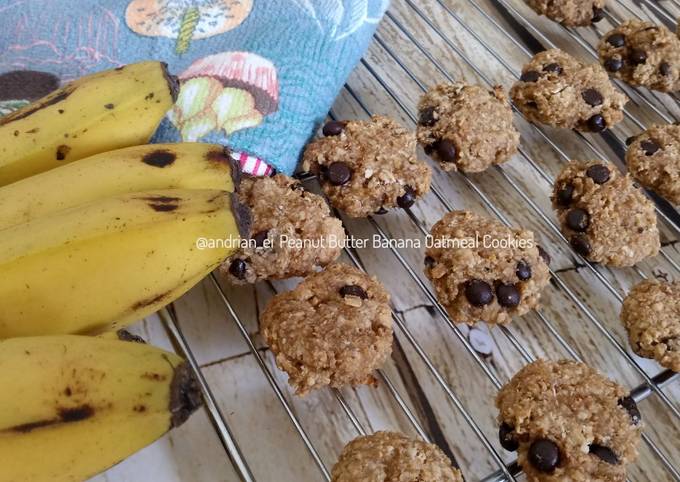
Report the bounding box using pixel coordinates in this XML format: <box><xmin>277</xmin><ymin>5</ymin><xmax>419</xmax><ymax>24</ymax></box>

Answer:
<box><xmin>91</xmin><ymin>0</ymin><xmax>680</xmax><ymax>481</ymax></box>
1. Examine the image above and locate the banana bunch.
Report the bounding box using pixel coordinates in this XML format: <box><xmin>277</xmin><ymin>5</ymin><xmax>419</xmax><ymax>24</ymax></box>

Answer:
<box><xmin>0</xmin><ymin>61</ymin><xmax>178</xmax><ymax>186</ymax></box>
<box><xmin>0</xmin><ymin>335</ymin><xmax>203</xmax><ymax>482</ymax></box>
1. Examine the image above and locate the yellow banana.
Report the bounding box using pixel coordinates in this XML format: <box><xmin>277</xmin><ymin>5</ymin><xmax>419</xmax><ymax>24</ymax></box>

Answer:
<box><xmin>0</xmin><ymin>188</ymin><xmax>246</xmax><ymax>338</ymax></box>
<box><xmin>0</xmin><ymin>335</ymin><xmax>202</xmax><ymax>482</ymax></box>
<box><xmin>0</xmin><ymin>142</ymin><xmax>238</xmax><ymax>229</ymax></box>
<box><xmin>0</xmin><ymin>61</ymin><xmax>177</xmax><ymax>186</ymax></box>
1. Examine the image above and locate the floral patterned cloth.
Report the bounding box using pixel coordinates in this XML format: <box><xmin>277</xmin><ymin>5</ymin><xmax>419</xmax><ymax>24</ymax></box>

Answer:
<box><xmin>0</xmin><ymin>0</ymin><xmax>388</xmax><ymax>175</ymax></box>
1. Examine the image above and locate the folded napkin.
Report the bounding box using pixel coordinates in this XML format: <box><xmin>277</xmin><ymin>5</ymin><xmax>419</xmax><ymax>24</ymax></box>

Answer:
<box><xmin>0</xmin><ymin>0</ymin><xmax>388</xmax><ymax>175</ymax></box>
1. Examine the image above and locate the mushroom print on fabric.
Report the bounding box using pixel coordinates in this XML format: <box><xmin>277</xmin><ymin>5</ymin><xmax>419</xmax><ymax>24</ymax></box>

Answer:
<box><xmin>168</xmin><ymin>51</ymin><xmax>279</xmax><ymax>142</ymax></box>
<box><xmin>125</xmin><ymin>0</ymin><xmax>254</xmax><ymax>54</ymax></box>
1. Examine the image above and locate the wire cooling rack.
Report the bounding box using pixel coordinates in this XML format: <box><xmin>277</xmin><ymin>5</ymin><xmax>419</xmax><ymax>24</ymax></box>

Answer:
<box><xmin>144</xmin><ymin>1</ymin><xmax>680</xmax><ymax>481</ymax></box>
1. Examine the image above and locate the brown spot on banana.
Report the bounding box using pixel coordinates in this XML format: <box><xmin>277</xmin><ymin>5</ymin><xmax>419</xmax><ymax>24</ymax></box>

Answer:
<box><xmin>205</xmin><ymin>146</ymin><xmax>241</xmax><ymax>189</ymax></box>
<box><xmin>0</xmin><ymin>85</ymin><xmax>76</xmax><ymax>126</ymax></box>
<box><xmin>56</xmin><ymin>144</ymin><xmax>71</xmax><ymax>160</ymax></box>
<box><xmin>141</xmin><ymin>150</ymin><xmax>176</xmax><ymax>168</ymax></box>
<box><xmin>104</xmin><ymin>103</ymin><xmax>114</xmax><ymax>109</ymax></box>
<box><xmin>7</xmin><ymin>405</ymin><xmax>95</xmax><ymax>433</ymax></box>
<box><xmin>131</xmin><ymin>291</ymin><xmax>171</xmax><ymax>311</ymax></box>
<box><xmin>169</xmin><ymin>362</ymin><xmax>202</xmax><ymax>428</ymax></box>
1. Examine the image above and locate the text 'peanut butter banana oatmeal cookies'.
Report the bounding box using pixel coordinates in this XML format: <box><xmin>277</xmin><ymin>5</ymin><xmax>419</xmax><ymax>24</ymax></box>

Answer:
<box><xmin>598</xmin><ymin>20</ymin><xmax>680</xmax><ymax>92</ymax></box>
<box><xmin>261</xmin><ymin>263</ymin><xmax>392</xmax><ymax>396</ymax></box>
<box><xmin>302</xmin><ymin>115</ymin><xmax>431</xmax><ymax>217</ymax></box>
<box><xmin>511</xmin><ymin>49</ymin><xmax>627</xmax><ymax>132</ymax></box>
<box><xmin>525</xmin><ymin>0</ymin><xmax>606</xmax><ymax>26</ymax></box>
<box><xmin>416</xmin><ymin>83</ymin><xmax>519</xmax><ymax>173</ymax></box>
<box><xmin>552</xmin><ymin>160</ymin><xmax>659</xmax><ymax>266</ymax></box>
<box><xmin>223</xmin><ymin>174</ymin><xmax>344</xmax><ymax>283</ymax></box>
<box><xmin>496</xmin><ymin>360</ymin><xmax>642</xmax><ymax>482</ymax></box>
<box><xmin>621</xmin><ymin>279</ymin><xmax>680</xmax><ymax>372</ymax></box>
<box><xmin>331</xmin><ymin>431</ymin><xmax>463</xmax><ymax>482</ymax></box>
<box><xmin>626</xmin><ymin>124</ymin><xmax>680</xmax><ymax>204</ymax></box>
<box><xmin>424</xmin><ymin>210</ymin><xmax>550</xmax><ymax>325</ymax></box>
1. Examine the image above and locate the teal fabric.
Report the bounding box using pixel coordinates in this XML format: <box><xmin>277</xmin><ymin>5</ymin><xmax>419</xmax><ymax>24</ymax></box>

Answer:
<box><xmin>0</xmin><ymin>0</ymin><xmax>388</xmax><ymax>174</ymax></box>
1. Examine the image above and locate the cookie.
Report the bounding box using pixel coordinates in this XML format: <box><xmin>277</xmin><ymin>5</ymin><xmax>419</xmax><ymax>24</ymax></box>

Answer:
<box><xmin>222</xmin><ymin>174</ymin><xmax>345</xmax><ymax>283</ymax></box>
<box><xmin>496</xmin><ymin>359</ymin><xmax>642</xmax><ymax>482</ymax></box>
<box><xmin>302</xmin><ymin>115</ymin><xmax>432</xmax><ymax>217</ymax></box>
<box><xmin>552</xmin><ymin>160</ymin><xmax>659</xmax><ymax>266</ymax></box>
<box><xmin>511</xmin><ymin>49</ymin><xmax>627</xmax><ymax>132</ymax></box>
<box><xmin>331</xmin><ymin>431</ymin><xmax>463</xmax><ymax>482</ymax></box>
<box><xmin>524</xmin><ymin>0</ymin><xmax>606</xmax><ymax>26</ymax></box>
<box><xmin>598</xmin><ymin>20</ymin><xmax>680</xmax><ymax>92</ymax></box>
<box><xmin>261</xmin><ymin>263</ymin><xmax>392</xmax><ymax>395</ymax></box>
<box><xmin>626</xmin><ymin>124</ymin><xmax>680</xmax><ymax>204</ymax></box>
<box><xmin>416</xmin><ymin>83</ymin><xmax>519</xmax><ymax>173</ymax></box>
<box><xmin>621</xmin><ymin>279</ymin><xmax>680</xmax><ymax>372</ymax></box>
<box><xmin>424</xmin><ymin>210</ymin><xmax>550</xmax><ymax>325</ymax></box>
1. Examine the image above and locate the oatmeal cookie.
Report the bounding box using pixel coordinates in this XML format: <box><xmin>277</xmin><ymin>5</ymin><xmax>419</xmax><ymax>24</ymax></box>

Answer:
<box><xmin>621</xmin><ymin>279</ymin><xmax>680</xmax><ymax>372</ymax></box>
<box><xmin>424</xmin><ymin>210</ymin><xmax>550</xmax><ymax>325</ymax></box>
<box><xmin>511</xmin><ymin>49</ymin><xmax>627</xmax><ymax>132</ymax></box>
<box><xmin>598</xmin><ymin>20</ymin><xmax>680</xmax><ymax>92</ymax></box>
<box><xmin>496</xmin><ymin>359</ymin><xmax>642</xmax><ymax>482</ymax></box>
<box><xmin>525</xmin><ymin>0</ymin><xmax>606</xmax><ymax>26</ymax></box>
<box><xmin>331</xmin><ymin>431</ymin><xmax>463</xmax><ymax>482</ymax></box>
<box><xmin>261</xmin><ymin>263</ymin><xmax>392</xmax><ymax>395</ymax></box>
<box><xmin>416</xmin><ymin>83</ymin><xmax>519</xmax><ymax>172</ymax></box>
<box><xmin>222</xmin><ymin>174</ymin><xmax>344</xmax><ymax>283</ymax></box>
<box><xmin>302</xmin><ymin>116</ymin><xmax>431</xmax><ymax>217</ymax></box>
<box><xmin>626</xmin><ymin>124</ymin><xmax>680</xmax><ymax>204</ymax></box>
<box><xmin>552</xmin><ymin>160</ymin><xmax>659</xmax><ymax>266</ymax></box>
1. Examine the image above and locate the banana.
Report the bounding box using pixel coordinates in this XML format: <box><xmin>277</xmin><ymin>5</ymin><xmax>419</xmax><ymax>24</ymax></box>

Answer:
<box><xmin>0</xmin><ymin>188</ymin><xmax>247</xmax><ymax>338</ymax></box>
<box><xmin>0</xmin><ymin>143</ymin><xmax>238</xmax><ymax>229</ymax></box>
<box><xmin>0</xmin><ymin>61</ymin><xmax>178</xmax><ymax>186</ymax></box>
<box><xmin>0</xmin><ymin>335</ymin><xmax>202</xmax><ymax>482</ymax></box>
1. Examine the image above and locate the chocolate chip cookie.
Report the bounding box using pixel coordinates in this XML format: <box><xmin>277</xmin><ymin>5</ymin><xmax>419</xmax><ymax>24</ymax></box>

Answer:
<box><xmin>511</xmin><ymin>49</ymin><xmax>627</xmax><ymax>132</ymax></box>
<box><xmin>302</xmin><ymin>116</ymin><xmax>432</xmax><ymax>217</ymax></box>
<box><xmin>621</xmin><ymin>279</ymin><xmax>680</xmax><ymax>372</ymax></box>
<box><xmin>552</xmin><ymin>160</ymin><xmax>659</xmax><ymax>266</ymax></box>
<box><xmin>598</xmin><ymin>20</ymin><xmax>680</xmax><ymax>92</ymax></box>
<box><xmin>626</xmin><ymin>124</ymin><xmax>680</xmax><ymax>204</ymax></box>
<box><xmin>424</xmin><ymin>210</ymin><xmax>551</xmax><ymax>325</ymax></box>
<box><xmin>331</xmin><ymin>431</ymin><xmax>463</xmax><ymax>482</ymax></box>
<box><xmin>261</xmin><ymin>263</ymin><xmax>392</xmax><ymax>395</ymax></box>
<box><xmin>524</xmin><ymin>0</ymin><xmax>606</xmax><ymax>26</ymax></box>
<box><xmin>416</xmin><ymin>83</ymin><xmax>520</xmax><ymax>172</ymax></box>
<box><xmin>222</xmin><ymin>174</ymin><xmax>345</xmax><ymax>283</ymax></box>
<box><xmin>496</xmin><ymin>359</ymin><xmax>642</xmax><ymax>482</ymax></box>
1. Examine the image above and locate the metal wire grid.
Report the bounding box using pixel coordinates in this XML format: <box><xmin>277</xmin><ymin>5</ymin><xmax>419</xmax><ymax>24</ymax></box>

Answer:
<box><xmin>152</xmin><ymin>1</ymin><xmax>680</xmax><ymax>481</ymax></box>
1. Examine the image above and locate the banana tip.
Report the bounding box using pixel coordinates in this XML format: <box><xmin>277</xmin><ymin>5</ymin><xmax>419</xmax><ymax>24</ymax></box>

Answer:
<box><xmin>169</xmin><ymin>362</ymin><xmax>202</xmax><ymax>428</ymax></box>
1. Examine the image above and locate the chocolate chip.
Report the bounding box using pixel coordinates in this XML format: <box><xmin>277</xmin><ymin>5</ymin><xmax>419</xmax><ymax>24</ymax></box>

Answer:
<box><xmin>618</xmin><ymin>396</ymin><xmax>641</xmax><ymax>425</ymax></box>
<box><xmin>582</xmin><ymin>88</ymin><xmax>603</xmax><ymax>107</ymax></box>
<box><xmin>589</xmin><ymin>444</ymin><xmax>619</xmax><ymax>465</ymax></box>
<box><xmin>592</xmin><ymin>7</ymin><xmax>605</xmax><ymax>22</ymax></box>
<box><xmin>520</xmin><ymin>70</ymin><xmax>540</xmax><ymax>82</ymax></box>
<box><xmin>397</xmin><ymin>185</ymin><xmax>416</xmax><ymax>209</ymax></box>
<box><xmin>252</xmin><ymin>230</ymin><xmax>269</xmax><ymax>247</ymax></box>
<box><xmin>322</xmin><ymin>120</ymin><xmax>346</xmax><ymax>137</ymax></box>
<box><xmin>630</xmin><ymin>49</ymin><xmax>647</xmax><ymax>65</ymax></box>
<box><xmin>418</xmin><ymin>106</ymin><xmax>437</xmax><ymax>126</ymax></box>
<box><xmin>229</xmin><ymin>259</ymin><xmax>247</xmax><ymax>280</ymax></box>
<box><xmin>464</xmin><ymin>279</ymin><xmax>494</xmax><ymax>307</ymax></box>
<box><xmin>640</xmin><ymin>140</ymin><xmax>659</xmax><ymax>156</ymax></box>
<box><xmin>375</xmin><ymin>207</ymin><xmax>388</xmax><ymax>215</ymax></box>
<box><xmin>586</xmin><ymin>164</ymin><xmax>610</xmax><ymax>184</ymax></box>
<box><xmin>339</xmin><ymin>285</ymin><xmax>367</xmax><ymax>299</ymax></box>
<box><xmin>625</xmin><ymin>135</ymin><xmax>637</xmax><ymax>146</ymax></box>
<box><xmin>435</xmin><ymin>139</ymin><xmax>458</xmax><ymax>163</ymax></box>
<box><xmin>424</xmin><ymin>256</ymin><xmax>436</xmax><ymax>268</ymax></box>
<box><xmin>537</xmin><ymin>245</ymin><xmax>551</xmax><ymax>266</ymax></box>
<box><xmin>516</xmin><ymin>261</ymin><xmax>532</xmax><ymax>280</ymax></box>
<box><xmin>607</xmin><ymin>33</ymin><xmax>626</xmax><ymax>48</ymax></box>
<box><xmin>566</xmin><ymin>208</ymin><xmax>590</xmax><ymax>232</ymax></box>
<box><xmin>556</xmin><ymin>183</ymin><xmax>574</xmax><ymax>206</ymax></box>
<box><xmin>291</xmin><ymin>182</ymin><xmax>304</xmax><ymax>191</ymax></box>
<box><xmin>604</xmin><ymin>57</ymin><xmax>623</xmax><ymax>72</ymax></box>
<box><xmin>529</xmin><ymin>439</ymin><xmax>560</xmax><ymax>473</ymax></box>
<box><xmin>327</xmin><ymin>162</ymin><xmax>352</xmax><ymax>185</ymax></box>
<box><xmin>587</xmin><ymin>114</ymin><xmax>607</xmax><ymax>132</ymax></box>
<box><xmin>659</xmin><ymin>62</ymin><xmax>672</xmax><ymax>76</ymax></box>
<box><xmin>543</xmin><ymin>63</ymin><xmax>562</xmax><ymax>74</ymax></box>
<box><xmin>570</xmin><ymin>235</ymin><xmax>591</xmax><ymax>256</ymax></box>
<box><xmin>499</xmin><ymin>423</ymin><xmax>519</xmax><ymax>451</ymax></box>
<box><xmin>496</xmin><ymin>283</ymin><xmax>521</xmax><ymax>308</ymax></box>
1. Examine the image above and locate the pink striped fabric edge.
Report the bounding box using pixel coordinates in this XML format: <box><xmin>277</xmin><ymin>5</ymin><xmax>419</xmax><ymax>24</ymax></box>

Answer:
<box><xmin>231</xmin><ymin>150</ymin><xmax>274</xmax><ymax>177</ymax></box>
